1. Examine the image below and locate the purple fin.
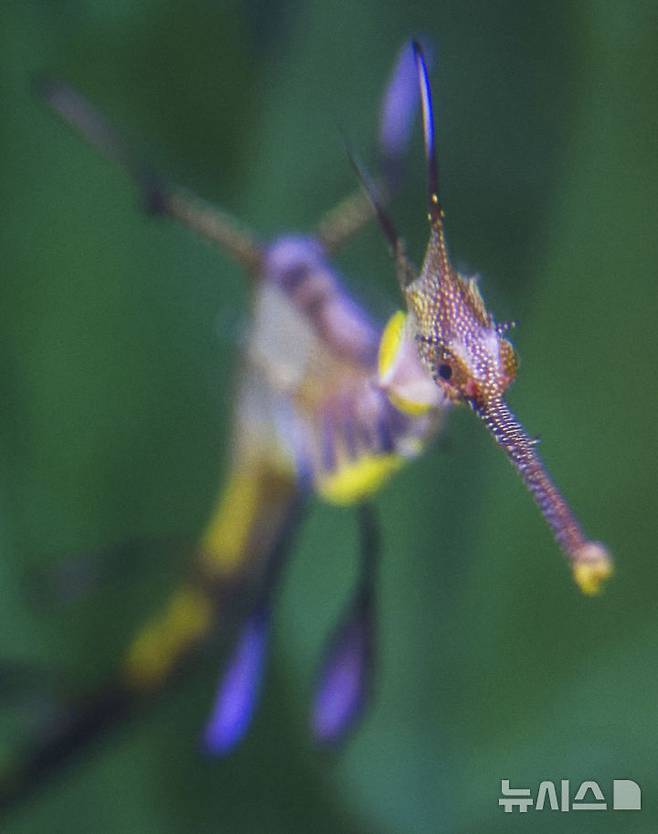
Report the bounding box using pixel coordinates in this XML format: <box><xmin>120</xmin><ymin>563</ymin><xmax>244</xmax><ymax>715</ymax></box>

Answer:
<box><xmin>202</xmin><ymin>606</ymin><xmax>270</xmax><ymax>756</ymax></box>
<box><xmin>378</xmin><ymin>41</ymin><xmax>419</xmax><ymax>167</ymax></box>
<box><xmin>311</xmin><ymin>592</ymin><xmax>374</xmax><ymax>746</ymax></box>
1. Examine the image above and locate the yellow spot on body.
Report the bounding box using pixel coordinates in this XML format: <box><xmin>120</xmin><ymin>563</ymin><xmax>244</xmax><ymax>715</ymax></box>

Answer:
<box><xmin>378</xmin><ymin>311</ymin><xmax>434</xmax><ymax>416</ymax></box>
<box><xmin>572</xmin><ymin>542</ymin><xmax>614</xmax><ymax>595</ymax></box>
<box><xmin>388</xmin><ymin>391</ymin><xmax>433</xmax><ymax>416</ymax></box>
<box><xmin>122</xmin><ymin>586</ymin><xmax>214</xmax><ymax>690</ymax></box>
<box><xmin>318</xmin><ymin>453</ymin><xmax>403</xmax><ymax>505</ymax></box>
<box><xmin>200</xmin><ymin>468</ymin><xmax>262</xmax><ymax>576</ymax></box>
<box><xmin>378</xmin><ymin>310</ymin><xmax>406</xmax><ymax>378</ymax></box>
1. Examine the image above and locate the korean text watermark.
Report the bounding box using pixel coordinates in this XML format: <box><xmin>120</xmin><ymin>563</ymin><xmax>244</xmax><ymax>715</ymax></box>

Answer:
<box><xmin>499</xmin><ymin>779</ymin><xmax>641</xmax><ymax>813</ymax></box>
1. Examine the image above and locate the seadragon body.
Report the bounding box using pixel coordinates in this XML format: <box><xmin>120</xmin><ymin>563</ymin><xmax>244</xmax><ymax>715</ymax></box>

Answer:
<box><xmin>0</xmin><ymin>41</ymin><xmax>612</xmax><ymax>813</ymax></box>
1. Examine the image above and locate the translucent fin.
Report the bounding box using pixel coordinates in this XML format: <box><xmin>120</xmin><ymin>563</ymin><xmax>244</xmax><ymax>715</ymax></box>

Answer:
<box><xmin>379</xmin><ymin>40</ymin><xmax>420</xmax><ymax>184</ymax></box>
<box><xmin>311</xmin><ymin>504</ymin><xmax>379</xmax><ymax>746</ymax></box>
<box><xmin>311</xmin><ymin>594</ymin><xmax>373</xmax><ymax>745</ymax></box>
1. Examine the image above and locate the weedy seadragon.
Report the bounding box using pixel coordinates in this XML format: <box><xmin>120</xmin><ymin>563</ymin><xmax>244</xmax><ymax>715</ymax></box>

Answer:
<box><xmin>0</xmin><ymin>41</ymin><xmax>612</xmax><ymax>812</ymax></box>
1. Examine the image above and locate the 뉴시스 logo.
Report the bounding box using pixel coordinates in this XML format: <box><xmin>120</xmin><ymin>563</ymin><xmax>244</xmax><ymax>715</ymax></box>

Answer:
<box><xmin>499</xmin><ymin>779</ymin><xmax>641</xmax><ymax>813</ymax></box>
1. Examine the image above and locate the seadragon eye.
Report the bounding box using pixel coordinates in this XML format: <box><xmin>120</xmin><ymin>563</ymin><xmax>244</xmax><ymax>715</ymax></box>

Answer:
<box><xmin>437</xmin><ymin>363</ymin><xmax>452</xmax><ymax>381</ymax></box>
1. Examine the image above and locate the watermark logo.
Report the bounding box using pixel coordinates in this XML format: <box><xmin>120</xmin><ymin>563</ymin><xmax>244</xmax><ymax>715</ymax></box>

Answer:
<box><xmin>499</xmin><ymin>779</ymin><xmax>641</xmax><ymax>813</ymax></box>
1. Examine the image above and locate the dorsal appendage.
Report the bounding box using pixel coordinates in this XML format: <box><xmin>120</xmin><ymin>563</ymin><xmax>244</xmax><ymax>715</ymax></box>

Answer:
<box><xmin>404</xmin><ymin>42</ymin><xmax>613</xmax><ymax>594</ymax></box>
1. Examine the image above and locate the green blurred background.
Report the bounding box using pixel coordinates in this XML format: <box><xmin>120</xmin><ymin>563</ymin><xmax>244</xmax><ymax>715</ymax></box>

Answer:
<box><xmin>1</xmin><ymin>1</ymin><xmax>657</xmax><ymax>831</ymax></box>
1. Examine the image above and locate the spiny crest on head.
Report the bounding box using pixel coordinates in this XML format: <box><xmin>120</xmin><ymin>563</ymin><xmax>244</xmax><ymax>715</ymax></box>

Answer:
<box><xmin>412</xmin><ymin>40</ymin><xmax>450</xmax><ymax>278</ymax></box>
<box><xmin>404</xmin><ymin>41</ymin><xmax>517</xmax><ymax>408</ymax></box>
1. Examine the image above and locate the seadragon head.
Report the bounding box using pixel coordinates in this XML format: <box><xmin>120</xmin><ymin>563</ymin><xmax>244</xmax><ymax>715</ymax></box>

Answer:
<box><xmin>406</xmin><ymin>245</ymin><xmax>518</xmax><ymax>409</ymax></box>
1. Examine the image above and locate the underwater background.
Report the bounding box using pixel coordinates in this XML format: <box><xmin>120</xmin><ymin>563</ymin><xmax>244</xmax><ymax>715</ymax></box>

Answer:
<box><xmin>0</xmin><ymin>1</ymin><xmax>657</xmax><ymax>832</ymax></box>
